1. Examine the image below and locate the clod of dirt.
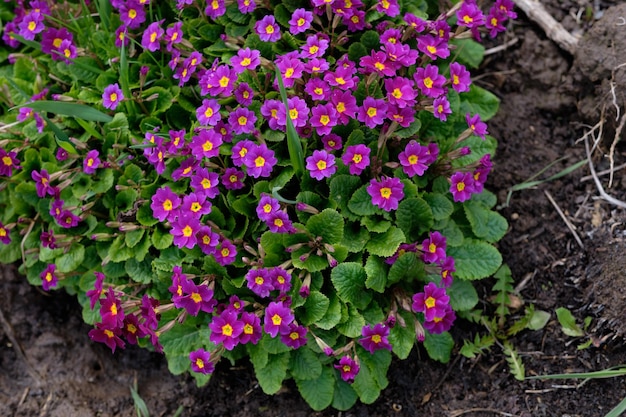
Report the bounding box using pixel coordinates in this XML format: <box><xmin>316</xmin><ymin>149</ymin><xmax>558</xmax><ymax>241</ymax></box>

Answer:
<box><xmin>575</xmin><ymin>3</ymin><xmax>626</xmax><ymax>138</ymax></box>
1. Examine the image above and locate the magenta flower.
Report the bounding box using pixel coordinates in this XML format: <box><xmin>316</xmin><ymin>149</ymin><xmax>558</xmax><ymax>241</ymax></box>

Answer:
<box><xmin>310</xmin><ymin>103</ymin><xmax>338</xmax><ymax>136</ymax></box>
<box><xmin>367</xmin><ymin>177</ymin><xmax>404</xmax><ymax>212</ymax></box>
<box><xmin>334</xmin><ymin>356</ymin><xmax>360</xmax><ymax>383</ymax></box>
<box><xmin>321</xmin><ymin>134</ymin><xmax>343</xmax><ymax>152</ymax></box>
<box><xmin>196</xmin><ymin>99</ymin><xmax>221</xmax><ymax>126</ymax></box>
<box><xmin>31</xmin><ymin>169</ymin><xmax>55</xmax><ymax>198</ymax></box>
<box><xmin>255</xmin><ymin>15</ymin><xmax>281</xmax><ymax>42</ymax></box>
<box><xmin>343</xmin><ymin>10</ymin><xmax>367</xmax><ymax>32</ymax></box>
<box><xmin>300</xmin><ymin>35</ymin><xmax>329</xmax><ymax>59</ymax></box>
<box><xmin>423</xmin><ymin>305</ymin><xmax>456</xmax><ymax>334</ymax></box>
<box><xmin>360</xmin><ymin>51</ymin><xmax>394</xmax><ymax>76</ymax></box>
<box><xmin>357</xmin><ymin>97</ymin><xmax>387</xmax><ymax>129</ymax></box>
<box><xmin>246</xmin><ymin>268</ymin><xmax>274</xmax><ymax>298</ymax></box>
<box><xmin>260</xmin><ymin>99</ymin><xmax>282</xmax><ymax>130</ymax></box>
<box><xmin>269</xmin><ymin>267</ymin><xmax>292</xmax><ymax>293</ymax></box>
<box><xmin>141</xmin><ymin>20</ymin><xmax>164</xmax><ymax>52</ymax></box>
<box><xmin>383</xmin><ymin>42</ymin><xmax>418</xmax><ymax>68</ymax></box>
<box><xmin>304</xmin><ymin>58</ymin><xmax>330</xmax><ymax>75</ymax></box>
<box><xmin>486</xmin><ymin>9</ymin><xmax>507</xmax><ymax>38</ymax></box>
<box><xmin>234</xmin><ymin>83</ymin><xmax>254</xmax><ymax>106</ymax></box>
<box><xmin>205</xmin><ymin>65</ymin><xmax>236</xmax><ymax>97</ymax></box>
<box><xmin>324</xmin><ymin>67</ymin><xmax>358</xmax><ymax>90</ymax></box>
<box><xmin>189</xmin><ymin>348</ymin><xmax>214</xmax><ymax>374</ymax></box>
<box><xmin>40</xmin><ymin>264</ymin><xmax>58</xmax><ymax>291</ymax></box>
<box><xmin>330</xmin><ymin>90</ymin><xmax>358</xmax><ymax>125</ymax></box>
<box><xmin>266</xmin><ymin>210</ymin><xmax>296</xmax><ymax>234</ymax></box>
<box><xmin>414</xmin><ymin>64</ymin><xmax>447</xmax><ymax>98</ymax></box>
<box><xmin>306</xmin><ymin>150</ymin><xmax>337</xmax><ymax>180</ymax></box>
<box><xmin>439</xmin><ymin>256</ymin><xmax>456</xmax><ymax>288</ymax></box>
<box><xmin>417</xmin><ymin>35</ymin><xmax>450</xmax><ymax>60</ymax></box>
<box><xmin>230</xmin><ymin>47</ymin><xmax>261</xmax><ymax>73</ymax></box>
<box><xmin>215</xmin><ymin>239</ymin><xmax>237</xmax><ymax>266</ymax></box>
<box><xmin>276</xmin><ymin>56</ymin><xmax>304</xmax><ymax>88</ymax></box>
<box><xmin>86</xmin><ymin>271</ymin><xmax>105</xmax><ymax>310</ymax></box>
<box><xmin>190</xmin><ymin>167</ymin><xmax>220</xmax><ymax>199</ymax></box>
<box><xmin>18</xmin><ymin>12</ymin><xmax>45</xmax><ymax>41</ymax></box>
<box><xmin>376</xmin><ymin>0</ymin><xmax>400</xmax><ymax>16</ymax></box>
<box><xmin>171</xmin><ymin>158</ymin><xmax>198</xmax><ymax>182</ymax></box>
<box><xmin>232</xmin><ymin>140</ymin><xmax>255</xmax><ymax>167</ymax></box>
<box><xmin>466</xmin><ymin>113</ymin><xmax>489</xmax><ymax>139</ymax></box>
<box><xmin>205</xmin><ymin>0</ymin><xmax>226</xmax><ymax>19</ymax></box>
<box><xmin>150</xmin><ymin>186</ymin><xmax>181</xmax><ymax>222</ymax></box>
<box><xmin>421</xmin><ymin>231</ymin><xmax>447</xmax><ymax>264</ymax></box>
<box><xmin>449</xmin><ymin>62</ymin><xmax>471</xmax><ymax>93</ymax></box>
<box><xmin>280</xmin><ymin>323</ymin><xmax>308</xmax><ymax>349</ymax></box>
<box><xmin>359</xmin><ymin>323</ymin><xmax>393</xmax><ymax>354</ymax></box>
<box><xmin>433</xmin><ymin>96</ymin><xmax>452</xmax><ymax>122</ymax></box>
<box><xmin>171</xmin><ymin>215</ymin><xmax>201</xmax><ymax>249</ymax></box>
<box><xmin>210</xmin><ymin>309</ymin><xmax>244</xmax><ymax>350</ymax></box>
<box><xmin>450</xmin><ymin>171</ymin><xmax>475</xmax><ymax>202</ymax></box>
<box><xmin>41</xmin><ymin>27</ymin><xmax>74</xmax><ymax>60</ymax></box>
<box><xmin>341</xmin><ymin>144</ymin><xmax>371</xmax><ymax>176</ymax></box>
<box><xmin>228</xmin><ymin>107</ymin><xmax>257</xmax><ymax>135</ymax></box>
<box><xmin>473</xmin><ymin>154</ymin><xmax>493</xmax><ymax>194</ymax></box>
<box><xmin>83</xmin><ymin>150</ymin><xmax>101</xmax><ymax>174</ymax></box>
<box><xmin>237</xmin><ymin>0</ymin><xmax>256</xmax><ymax>13</ymax></box>
<box><xmin>239</xmin><ymin>312</ymin><xmax>262</xmax><ymax>345</ymax></box>
<box><xmin>57</xmin><ymin>210</ymin><xmax>81</xmax><ymax>229</ymax></box>
<box><xmin>256</xmin><ymin>194</ymin><xmax>280</xmax><ymax>222</ymax></box>
<box><xmin>100</xmin><ymin>287</ymin><xmax>124</xmax><ymax>329</ymax></box>
<box><xmin>88</xmin><ymin>323</ymin><xmax>125</xmax><ymax>353</ymax></box>
<box><xmin>222</xmin><ymin>168</ymin><xmax>246</xmax><ymax>190</ymax></box>
<box><xmin>457</xmin><ymin>1</ymin><xmax>486</xmax><ymax>29</ymax></box>
<box><xmin>102</xmin><ymin>83</ymin><xmax>124</xmax><ymax>110</ymax></box>
<box><xmin>40</xmin><ymin>230</ymin><xmax>56</xmax><ymax>249</ymax></box>
<box><xmin>197</xmin><ymin>226</ymin><xmax>220</xmax><ymax>255</ymax></box>
<box><xmin>385</xmin><ymin>77</ymin><xmax>417</xmax><ymax>109</ymax></box>
<box><xmin>288</xmin><ymin>8</ymin><xmax>313</xmax><ymax>34</ymax></box>
<box><xmin>277</xmin><ymin>96</ymin><xmax>309</xmax><ymax>129</ymax></box>
<box><xmin>164</xmin><ymin>21</ymin><xmax>183</xmax><ymax>51</ymax></box>
<box><xmin>304</xmin><ymin>78</ymin><xmax>330</xmax><ymax>101</ymax></box>
<box><xmin>190</xmin><ymin>128</ymin><xmax>222</xmax><ymax>160</ymax></box>
<box><xmin>380</xmin><ymin>28</ymin><xmax>403</xmax><ymax>45</ymax></box>
<box><xmin>264</xmin><ymin>301</ymin><xmax>294</xmax><ymax>337</ymax></box>
<box><xmin>412</xmin><ymin>282</ymin><xmax>450</xmax><ymax>321</ymax></box>
<box><xmin>119</xmin><ymin>2</ymin><xmax>146</xmax><ymax>29</ymax></box>
<box><xmin>139</xmin><ymin>294</ymin><xmax>161</xmax><ymax>331</ymax></box>
<box><xmin>387</xmin><ymin>104</ymin><xmax>415</xmax><ymax>128</ymax></box>
<box><xmin>398</xmin><ymin>140</ymin><xmax>432</xmax><ymax>177</ymax></box>
<box><xmin>244</xmin><ymin>143</ymin><xmax>277</xmax><ymax>178</ymax></box>
<box><xmin>494</xmin><ymin>0</ymin><xmax>518</xmax><ymax>19</ymax></box>
<box><xmin>181</xmin><ymin>192</ymin><xmax>212</xmax><ymax>218</ymax></box>
<box><xmin>122</xmin><ymin>314</ymin><xmax>147</xmax><ymax>345</ymax></box>
<box><xmin>177</xmin><ymin>279</ymin><xmax>217</xmax><ymax>316</ymax></box>
<box><xmin>0</xmin><ymin>148</ymin><xmax>20</xmax><ymax>177</ymax></box>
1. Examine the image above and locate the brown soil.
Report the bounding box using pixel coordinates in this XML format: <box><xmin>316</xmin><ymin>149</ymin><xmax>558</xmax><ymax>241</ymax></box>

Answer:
<box><xmin>3</xmin><ymin>1</ymin><xmax>626</xmax><ymax>416</ymax></box>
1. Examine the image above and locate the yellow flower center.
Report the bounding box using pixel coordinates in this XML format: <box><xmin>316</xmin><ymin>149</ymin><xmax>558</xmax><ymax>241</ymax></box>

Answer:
<box><xmin>191</xmin><ymin>292</ymin><xmax>202</xmax><ymax>303</ymax></box>
<box><xmin>371</xmin><ymin>334</ymin><xmax>382</xmax><ymax>344</ymax></box>
<box><xmin>104</xmin><ymin>329</ymin><xmax>114</xmax><ymax>338</ymax></box>
<box><xmin>380</xmin><ymin>187</ymin><xmax>391</xmax><ymax>199</ymax></box>
<box><xmin>463</xmin><ymin>15</ymin><xmax>473</xmax><ymax>24</ymax></box>
<box><xmin>150</xmin><ymin>32</ymin><xmax>157</xmax><ymax>43</ymax></box>
<box><xmin>202</xmin><ymin>235</ymin><xmax>212</xmax><ymax>245</ymax></box>
<box><xmin>163</xmin><ymin>199</ymin><xmax>173</xmax><ymax>211</ymax></box>
<box><xmin>392</xmin><ymin>88</ymin><xmax>402</xmax><ymax>99</ymax></box>
<box><xmin>319</xmin><ymin>115</ymin><xmax>330</xmax><ymax>125</ymax></box>
<box><xmin>429</xmin><ymin>242</ymin><xmax>437</xmax><ymax>253</ymax></box>
<box><xmin>238</xmin><ymin>116</ymin><xmax>248</xmax><ymax>126</ymax></box>
<box><xmin>53</xmin><ymin>38</ymin><xmax>62</xmax><ymax>48</ymax></box>
<box><xmin>211</xmin><ymin>0</ymin><xmax>219</xmax><ymax>9</ymax></box>
<box><xmin>381</xmin><ymin>0</ymin><xmax>390</xmax><ymax>9</ymax></box>
<box><xmin>352</xmin><ymin>154</ymin><xmax>362</xmax><ymax>164</ymax></box>
<box><xmin>335</xmin><ymin>77</ymin><xmax>346</xmax><ymax>85</ymax></box>
<box><xmin>255</xmin><ymin>276</ymin><xmax>264</xmax><ymax>285</ymax></box>
<box><xmin>316</xmin><ymin>160</ymin><xmax>327</xmax><ymax>170</ymax></box>
<box><xmin>423</xmin><ymin>77</ymin><xmax>433</xmax><ymax>89</ymax></box>
<box><xmin>274</xmin><ymin>218</ymin><xmax>284</xmax><ymax>227</ymax></box>
<box><xmin>244</xmin><ymin>323</ymin><xmax>254</xmax><ymax>334</ymax></box>
<box><xmin>28</xmin><ymin>21</ymin><xmax>36</xmax><ymax>31</ymax></box>
<box><xmin>201</xmin><ymin>178</ymin><xmax>212</xmax><ymax>189</ymax></box>
<box><xmin>240</xmin><ymin>57</ymin><xmax>251</xmax><ymax>67</ymax></box>
<box><xmin>289</xmin><ymin>108</ymin><xmax>298</xmax><ymax>120</ymax></box>
<box><xmin>126</xmin><ymin>324</ymin><xmax>137</xmax><ymax>334</ymax></box>
<box><xmin>128</xmin><ymin>9</ymin><xmax>137</xmax><ymax>19</ymax></box>
<box><xmin>290</xmin><ymin>332</ymin><xmax>299</xmax><ymax>340</ymax></box>
<box><xmin>285</xmin><ymin>68</ymin><xmax>294</xmax><ymax>78</ymax></box>
<box><xmin>195</xmin><ymin>359</ymin><xmax>205</xmax><ymax>369</ymax></box>
<box><xmin>87</xmin><ymin>158</ymin><xmax>94</xmax><ymax>167</ymax></box>
<box><xmin>457</xmin><ymin>182</ymin><xmax>465</xmax><ymax>192</ymax></box>
<box><xmin>254</xmin><ymin>156</ymin><xmax>265</xmax><ymax>168</ymax></box>
<box><xmin>425</xmin><ymin>296</ymin><xmax>436</xmax><ymax>309</ymax></box>
<box><xmin>191</xmin><ymin>202</ymin><xmax>202</xmax><ymax>212</ymax></box>
<box><xmin>219</xmin><ymin>76</ymin><xmax>230</xmax><ymax>88</ymax></box>
<box><xmin>271</xmin><ymin>314</ymin><xmax>282</xmax><ymax>326</ymax></box>
<box><xmin>2</xmin><ymin>156</ymin><xmax>12</xmax><ymax>166</ymax></box>
<box><xmin>263</xmin><ymin>204</ymin><xmax>272</xmax><ymax>213</ymax></box>
<box><xmin>221</xmin><ymin>248</ymin><xmax>230</xmax><ymax>257</ymax></box>
<box><xmin>202</xmin><ymin>140</ymin><xmax>213</xmax><ymax>152</ymax></box>
<box><xmin>453</xmin><ymin>75</ymin><xmax>460</xmax><ymax>85</ymax></box>
<box><xmin>297</xmin><ymin>18</ymin><xmax>305</xmax><ymax>26</ymax></box>
<box><xmin>408</xmin><ymin>155</ymin><xmax>418</xmax><ymax>164</ymax></box>
<box><xmin>182</xmin><ymin>225</ymin><xmax>193</xmax><ymax>237</ymax></box>
<box><xmin>309</xmin><ymin>45</ymin><xmax>319</xmax><ymax>54</ymax></box>
<box><xmin>314</xmin><ymin>87</ymin><xmax>323</xmax><ymax>96</ymax></box>
<box><xmin>367</xmin><ymin>107</ymin><xmax>377</xmax><ymax>118</ymax></box>
<box><xmin>266</xmin><ymin>25</ymin><xmax>274</xmax><ymax>34</ymax></box>
<box><xmin>111</xmin><ymin>304</ymin><xmax>118</xmax><ymax>315</ymax></box>
<box><xmin>204</xmin><ymin>107</ymin><xmax>213</xmax><ymax>118</ymax></box>
<box><xmin>45</xmin><ymin>272</ymin><xmax>53</xmax><ymax>282</ymax></box>
<box><xmin>0</xmin><ymin>229</ymin><xmax>6</xmax><ymax>237</ymax></box>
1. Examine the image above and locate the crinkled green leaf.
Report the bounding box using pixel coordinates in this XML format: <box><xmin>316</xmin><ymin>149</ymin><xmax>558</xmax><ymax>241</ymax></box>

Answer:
<box><xmin>290</xmin><ymin>346</ymin><xmax>322</xmax><ymax>381</ymax></box>
<box><xmin>448</xmin><ymin>279</ymin><xmax>479</xmax><ymax>311</ymax></box>
<box><xmin>361</xmin><ymin>216</ymin><xmax>390</xmax><ymax>233</ymax></box>
<box><xmin>342</xmin><ymin>222</ymin><xmax>370</xmax><ymax>253</ymax></box>
<box><xmin>151</xmin><ymin>225</ymin><xmax>173</xmax><ymax>251</ymax></box>
<box><xmin>448</xmin><ymin>239</ymin><xmax>502</xmax><ymax>280</ymax></box>
<box><xmin>389</xmin><ymin>312</ymin><xmax>416</xmax><ymax>359</ymax></box>
<box><xmin>254</xmin><ymin>352</ymin><xmax>290</xmax><ymax>395</ymax></box>
<box><xmin>306</xmin><ymin>209</ymin><xmax>344</xmax><ymax>244</ymax></box>
<box><xmin>451</xmin><ymin>38</ymin><xmax>485</xmax><ymax>69</ymax></box>
<box><xmin>331</xmin><ymin>262</ymin><xmax>371</xmax><ymax>309</ymax></box>
<box><xmin>463</xmin><ymin>200</ymin><xmax>508</xmax><ymax>243</ymax></box>
<box><xmin>424</xmin><ymin>192</ymin><xmax>454</xmax><ymax>221</ymax></box>
<box><xmin>396</xmin><ymin>197</ymin><xmax>433</xmax><ymax>241</ymax></box>
<box><xmin>330</xmin><ymin>175</ymin><xmax>362</xmax><ymax>218</ymax></box>
<box><xmin>125</xmin><ymin>258</ymin><xmax>153</xmax><ymax>284</ymax></box>
<box><xmin>394</xmin><ymin>119</ymin><xmax>422</xmax><ymax>139</ymax></box>
<box><xmin>336</xmin><ymin>303</ymin><xmax>366</xmax><ymax>338</ymax></box>
<box><xmin>295</xmin><ymin>366</ymin><xmax>334</xmax><ymax>411</ymax></box>
<box><xmin>347</xmin><ymin>185</ymin><xmax>378</xmax><ymax>216</ymax></box>
<box><xmin>424</xmin><ymin>331</ymin><xmax>454</xmax><ymax>363</ymax></box>
<box><xmin>366</xmin><ymin>227</ymin><xmax>405</xmax><ymax>257</ymax></box>
<box><xmin>332</xmin><ymin>376</ymin><xmax>358</xmax><ymax>411</ymax></box>
<box><xmin>57</xmin><ymin>243</ymin><xmax>85</xmax><ymax>273</ymax></box>
<box><xmin>459</xmin><ymin>84</ymin><xmax>500</xmax><ymax>121</ymax></box>
<box><xmin>316</xmin><ymin>293</ymin><xmax>343</xmax><ymax>330</ymax></box>
<box><xmin>364</xmin><ymin>255</ymin><xmax>387</xmax><ymax>293</ymax></box>
<box><xmin>556</xmin><ymin>307</ymin><xmax>584</xmax><ymax>337</ymax></box>
<box><xmin>107</xmin><ymin>236</ymin><xmax>133</xmax><ymax>263</ymax></box>
<box><xmin>301</xmin><ymin>291</ymin><xmax>330</xmax><ymax>326</ymax></box>
<box><xmin>387</xmin><ymin>252</ymin><xmax>420</xmax><ymax>285</ymax></box>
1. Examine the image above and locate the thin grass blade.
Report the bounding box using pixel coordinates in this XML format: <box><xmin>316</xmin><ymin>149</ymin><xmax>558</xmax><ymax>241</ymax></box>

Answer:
<box><xmin>41</xmin><ymin>114</ymin><xmax>78</xmax><ymax>154</ymax></box>
<box><xmin>12</xmin><ymin>101</ymin><xmax>113</xmax><ymax>123</ymax></box>
<box><xmin>605</xmin><ymin>396</ymin><xmax>626</xmax><ymax>417</ymax></box>
<box><xmin>526</xmin><ymin>366</ymin><xmax>626</xmax><ymax>380</ymax></box>
<box><xmin>275</xmin><ymin>67</ymin><xmax>304</xmax><ymax>176</ymax></box>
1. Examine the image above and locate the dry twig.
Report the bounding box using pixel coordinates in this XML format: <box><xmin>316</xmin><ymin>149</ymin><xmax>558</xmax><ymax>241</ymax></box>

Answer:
<box><xmin>543</xmin><ymin>190</ymin><xmax>584</xmax><ymax>249</ymax></box>
<box><xmin>584</xmin><ymin>133</ymin><xmax>626</xmax><ymax>209</ymax></box>
<box><xmin>512</xmin><ymin>0</ymin><xmax>578</xmax><ymax>54</ymax></box>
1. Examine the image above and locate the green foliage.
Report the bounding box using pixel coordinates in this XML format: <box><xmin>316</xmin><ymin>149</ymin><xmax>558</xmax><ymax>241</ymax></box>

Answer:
<box><xmin>0</xmin><ymin>0</ymin><xmax>514</xmax><ymax>411</ymax></box>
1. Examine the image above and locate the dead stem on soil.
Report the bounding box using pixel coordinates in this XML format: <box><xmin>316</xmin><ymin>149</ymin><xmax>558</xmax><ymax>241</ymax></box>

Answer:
<box><xmin>608</xmin><ymin>113</ymin><xmax>626</xmax><ymax>188</ymax></box>
<box><xmin>0</xmin><ymin>303</ymin><xmax>43</xmax><ymax>386</ymax></box>
<box><xmin>484</xmin><ymin>37</ymin><xmax>520</xmax><ymax>56</ymax></box>
<box><xmin>38</xmin><ymin>392</ymin><xmax>53</xmax><ymax>417</ymax></box>
<box><xmin>580</xmin><ymin>162</ymin><xmax>626</xmax><ymax>182</ymax></box>
<box><xmin>583</xmin><ymin>129</ymin><xmax>626</xmax><ymax>209</ymax></box>
<box><xmin>449</xmin><ymin>408</ymin><xmax>522</xmax><ymax>417</ymax></box>
<box><xmin>543</xmin><ymin>190</ymin><xmax>584</xmax><ymax>249</ymax></box>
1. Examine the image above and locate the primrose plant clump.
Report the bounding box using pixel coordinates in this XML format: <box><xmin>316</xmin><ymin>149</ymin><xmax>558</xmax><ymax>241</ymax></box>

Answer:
<box><xmin>0</xmin><ymin>0</ymin><xmax>514</xmax><ymax>409</ymax></box>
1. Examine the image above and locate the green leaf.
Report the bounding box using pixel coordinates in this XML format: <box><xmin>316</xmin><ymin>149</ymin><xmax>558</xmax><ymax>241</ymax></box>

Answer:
<box><xmin>115</xmin><ymin>189</ymin><xmax>138</xmax><ymax>212</ymax></box>
<box><xmin>389</xmin><ymin>312</ymin><xmax>416</xmax><ymax>359</ymax></box>
<box><xmin>275</xmin><ymin>68</ymin><xmax>304</xmax><ymax>175</ymax></box>
<box><xmin>348</xmin><ymin>185</ymin><xmax>378</xmax><ymax>216</ymax></box>
<box><xmin>306</xmin><ymin>209</ymin><xmax>344</xmax><ymax>244</ymax></box>
<box><xmin>125</xmin><ymin>258</ymin><xmax>153</xmax><ymax>284</ymax></box>
<box><xmin>254</xmin><ymin>352</ymin><xmax>290</xmax><ymax>395</ymax></box>
<box><xmin>503</xmin><ymin>342</ymin><xmax>525</xmax><ymax>381</ymax></box>
<box><xmin>316</xmin><ymin>294</ymin><xmax>342</xmax><ymax>330</ymax></box>
<box><xmin>387</xmin><ymin>252</ymin><xmax>420</xmax><ymax>285</ymax></box>
<box><xmin>463</xmin><ymin>200</ymin><xmax>508</xmax><ymax>243</ymax></box>
<box><xmin>0</xmin><ymin>240</ymin><xmax>21</xmax><ymax>264</ymax></box>
<box><xmin>364</xmin><ymin>255</ymin><xmax>387</xmax><ymax>293</ymax></box>
<box><xmin>332</xmin><ymin>376</ymin><xmax>358</xmax><ymax>411</ymax></box>
<box><xmin>450</xmin><ymin>38</ymin><xmax>485</xmax><ymax>69</ymax></box>
<box><xmin>12</xmin><ymin>100</ymin><xmax>113</xmax><ymax>122</ymax></box>
<box><xmin>57</xmin><ymin>244</ymin><xmax>85</xmax><ymax>273</ymax></box>
<box><xmin>124</xmin><ymin>229</ymin><xmax>145</xmax><ymax>248</ymax></box>
<box><xmin>423</xmin><ymin>331</ymin><xmax>454</xmax><ymax>363</ymax></box>
<box><xmin>394</xmin><ymin>119</ymin><xmax>422</xmax><ymax>139</ymax></box>
<box><xmin>459</xmin><ymin>84</ymin><xmax>500</xmax><ymax>121</ymax></box>
<box><xmin>352</xmin><ymin>358</ymin><xmax>381</xmax><ymax>404</ymax></box>
<box><xmin>366</xmin><ymin>227</ymin><xmax>405</xmax><ymax>257</ymax></box>
<box><xmin>137</xmin><ymin>203</ymin><xmax>158</xmax><ymax>227</ymax></box>
<box><xmin>151</xmin><ymin>226</ymin><xmax>173</xmax><ymax>250</ymax></box>
<box><xmin>108</xmin><ymin>235</ymin><xmax>133</xmax><ymax>263</ymax></box>
<box><xmin>330</xmin><ymin>175</ymin><xmax>362</xmax><ymax>216</ymax></box>
<box><xmin>300</xmin><ymin>291</ymin><xmax>330</xmax><ymax>326</ymax></box>
<box><xmin>331</xmin><ymin>263</ymin><xmax>371</xmax><ymax>309</ymax></box>
<box><xmin>160</xmin><ymin>322</ymin><xmax>211</xmax><ymax>375</ymax></box>
<box><xmin>555</xmin><ymin>307</ymin><xmax>584</xmax><ymax>337</ymax></box>
<box><xmin>396</xmin><ymin>198</ymin><xmax>433</xmax><ymax>241</ymax></box>
<box><xmin>361</xmin><ymin>216</ymin><xmax>390</xmax><ymax>233</ymax></box>
<box><xmin>290</xmin><ymin>346</ymin><xmax>322</xmax><ymax>381</ymax></box>
<box><xmin>528</xmin><ymin>309</ymin><xmax>551</xmax><ymax>331</ymax></box>
<box><xmin>342</xmin><ymin>223</ymin><xmax>370</xmax><ymax>253</ymax></box>
<box><xmin>360</xmin><ymin>30</ymin><xmax>380</xmax><ymax>50</ymax></box>
<box><xmin>336</xmin><ymin>303</ymin><xmax>366</xmax><ymax>338</ymax></box>
<box><xmin>424</xmin><ymin>193</ymin><xmax>454</xmax><ymax>221</ymax></box>
<box><xmin>447</xmin><ymin>239</ymin><xmax>502</xmax><ymax>280</ymax></box>
<box><xmin>358</xmin><ymin>348</ymin><xmax>391</xmax><ymax>392</ymax></box>
<box><xmin>448</xmin><ymin>279</ymin><xmax>479</xmax><ymax>311</ymax></box>
<box><xmin>295</xmin><ymin>367</ymin><xmax>334</xmax><ymax>411</ymax></box>
<box><xmin>348</xmin><ymin>42</ymin><xmax>368</xmax><ymax>62</ymax></box>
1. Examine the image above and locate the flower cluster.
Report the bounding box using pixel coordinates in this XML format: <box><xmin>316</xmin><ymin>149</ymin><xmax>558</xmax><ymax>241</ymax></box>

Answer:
<box><xmin>0</xmin><ymin>0</ymin><xmax>513</xmax><ymax>408</ymax></box>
